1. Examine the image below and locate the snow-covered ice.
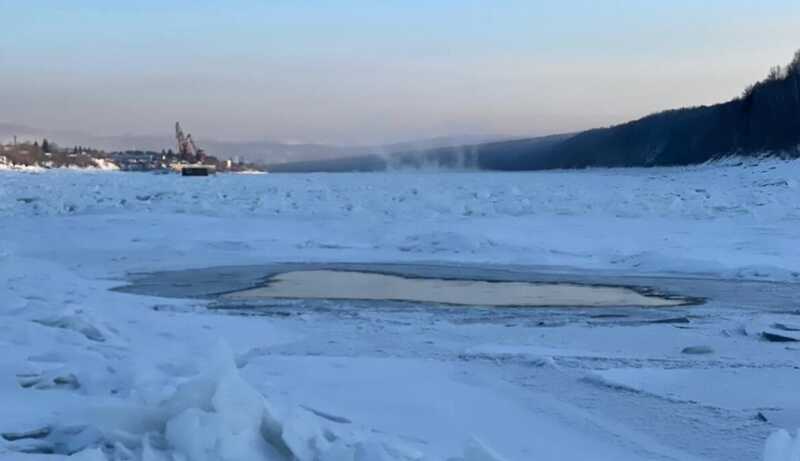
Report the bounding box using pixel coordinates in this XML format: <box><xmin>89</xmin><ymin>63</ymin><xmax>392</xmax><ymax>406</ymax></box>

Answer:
<box><xmin>1</xmin><ymin>158</ymin><xmax>799</xmax><ymax>460</ymax></box>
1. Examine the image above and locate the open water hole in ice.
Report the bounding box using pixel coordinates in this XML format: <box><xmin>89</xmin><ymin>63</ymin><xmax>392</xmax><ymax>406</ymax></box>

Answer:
<box><xmin>222</xmin><ymin>270</ymin><xmax>685</xmax><ymax>308</ymax></box>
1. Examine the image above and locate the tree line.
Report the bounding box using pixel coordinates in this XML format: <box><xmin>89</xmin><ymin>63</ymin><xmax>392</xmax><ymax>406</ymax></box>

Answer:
<box><xmin>476</xmin><ymin>49</ymin><xmax>800</xmax><ymax>170</ymax></box>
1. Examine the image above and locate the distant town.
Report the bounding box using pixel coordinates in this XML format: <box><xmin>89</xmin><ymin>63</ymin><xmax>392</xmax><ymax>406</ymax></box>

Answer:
<box><xmin>0</xmin><ymin>123</ymin><xmax>264</xmax><ymax>173</ymax></box>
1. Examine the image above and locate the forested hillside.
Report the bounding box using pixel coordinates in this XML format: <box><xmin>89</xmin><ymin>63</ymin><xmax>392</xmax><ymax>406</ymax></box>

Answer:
<box><xmin>507</xmin><ymin>50</ymin><xmax>800</xmax><ymax>169</ymax></box>
<box><xmin>267</xmin><ymin>50</ymin><xmax>800</xmax><ymax>172</ymax></box>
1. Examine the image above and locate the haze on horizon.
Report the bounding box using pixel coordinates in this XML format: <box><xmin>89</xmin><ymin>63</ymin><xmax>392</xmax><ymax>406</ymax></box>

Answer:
<box><xmin>2</xmin><ymin>0</ymin><xmax>799</xmax><ymax>146</ymax></box>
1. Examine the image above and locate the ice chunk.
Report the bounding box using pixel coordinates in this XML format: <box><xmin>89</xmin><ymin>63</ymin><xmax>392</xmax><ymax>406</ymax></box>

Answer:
<box><xmin>33</xmin><ymin>313</ymin><xmax>110</xmax><ymax>342</ymax></box>
<box><xmin>1</xmin><ymin>426</ymin><xmax>51</xmax><ymax>441</ymax></box>
<box><xmin>51</xmin><ymin>340</ymin><xmax>465</xmax><ymax>460</ymax></box>
<box><xmin>762</xmin><ymin>332</ymin><xmax>800</xmax><ymax>343</ymax></box>
<box><xmin>460</xmin><ymin>437</ymin><xmax>509</xmax><ymax>461</ymax></box>
<box><xmin>681</xmin><ymin>345</ymin><xmax>714</xmax><ymax>355</ymax></box>
<box><xmin>161</xmin><ymin>340</ymin><xmax>289</xmax><ymax>461</ymax></box>
<box><xmin>70</xmin><ymin>448</ymin><xmax>107</xmax><ymax>461</ymax></box>
<box><xmin>763</xmin><ymin>429</ymin><xmax>800</xmax><ymax>461</ymax></box>
<box><xmin>14</xmin><ymin>338</ymin><xmax>507</xmax><ymax>461</ymax></box>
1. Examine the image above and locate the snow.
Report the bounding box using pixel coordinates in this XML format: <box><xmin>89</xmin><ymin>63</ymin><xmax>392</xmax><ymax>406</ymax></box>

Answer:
<box><xmin>593</xmin><ymin>367</ymin><xmax>800</xmax><ymax>411</ymax></box>
<box><xmin>90</xmin><ymin>158</ymin><xmax>120</xmax><ymax>171</ymax></box>
<box><xmin>0</xmin><ymin>157</ymin><xmax>45</xmax><ymax>172</ymax></box>
<box><xmin>763</xmin><ymin>430</ymin><xmax>800</xmax><ymax>461</ymax></box>
<box><xmin>1</xmin><ymin>158</ymin><xmax>799</xmax><ymax>460</ymax></box>
<box><xmin>0</xmin><ymin>156</ymin><xmax>119</xmax><ymax>172</ymax></box>
<box><xmin>1</xmin><ymin>159</ymin><xmax>799</xmax><ymax>280</ymax></box>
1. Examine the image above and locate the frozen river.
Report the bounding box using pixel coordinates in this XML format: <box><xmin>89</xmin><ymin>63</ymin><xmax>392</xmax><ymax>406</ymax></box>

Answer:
<box><xmin>1</xmin><ymin>162</ymin><xmax>800</xmax><ymax>460</ymax></box>
<box><xmin>114</xmin><ymin>262</ymin><xmax>800</xmax><ymax>461</ymax></box>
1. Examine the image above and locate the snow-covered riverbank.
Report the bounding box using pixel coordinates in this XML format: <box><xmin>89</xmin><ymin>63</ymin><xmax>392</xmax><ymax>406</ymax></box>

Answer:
<box><xmin>1</xmin><ymin>160</ymin><xmax>799</xmax><ymax>460</ymax></box>
<box><xmin>0</xmin><ymin>158</ymin><xmax>120</xmax><ymax>172</ymax></box>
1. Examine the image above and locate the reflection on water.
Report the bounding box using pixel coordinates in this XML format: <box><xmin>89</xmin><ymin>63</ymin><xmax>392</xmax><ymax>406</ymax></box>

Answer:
<box><xmin>223</xmin><ymin>270</ymin><xmax>682</xmax><ymax>307</ymax></box>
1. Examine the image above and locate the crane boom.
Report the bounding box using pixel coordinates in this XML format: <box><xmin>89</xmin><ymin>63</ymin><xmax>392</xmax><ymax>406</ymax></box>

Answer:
<box><xmin>171</xmin><ymin>122</ymin><xmax>215</xmax><ymax>175</ymax></box>
<box><xmin>175</xmin><ymin>121</ymin><xmax>204</xmax><ymax>163</ymax></box>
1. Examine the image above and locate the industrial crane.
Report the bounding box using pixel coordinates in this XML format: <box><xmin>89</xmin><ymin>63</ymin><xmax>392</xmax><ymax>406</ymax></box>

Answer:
<box><xmin>175</xmin><ymin>122</ymin><xmax>206</xmax><ymax>163</ymax></box>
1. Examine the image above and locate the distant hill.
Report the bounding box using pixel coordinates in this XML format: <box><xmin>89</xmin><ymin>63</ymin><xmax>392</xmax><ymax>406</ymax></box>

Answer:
<box><xmin>203</xmin><ymin>134</ymin><xmax>510</xmax><ymax>164</ymax></box>
<box><xmin>268</xmin><ymin>49</ymin><xmax>800</xmax><ymax>172</ymax></box>
<box><xmin>0</xmin><ymin>124</ymin><xmax>509</xmax><ymax>165</ymax></box>
<box><xmin>265</xmin><ymin>134</ymin><xmax>570</xmax><ymax>172</ymax></box>
<box><xmin>506</xmin><ymin>50</ymin><xmax>800</xmax><ymax>170</ymax></box>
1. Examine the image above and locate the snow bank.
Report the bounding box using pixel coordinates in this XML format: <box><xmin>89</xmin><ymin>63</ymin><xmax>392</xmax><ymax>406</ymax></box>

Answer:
<box><xmin>0</xmin><ymin>156</ymin><xmax>119</xmax><ymax>172</ymax></box>
<box><xmin>763</xmin><ymin>429</ymin><xmax>800</xmax><ymax>461</ymax></box>
<box><xmin>0</xmin><ymin>158</ymin><xmax>44</xmax><ymax>172</ymax></box>
<box><xmin>91</xmin><ymin>158</ymin><xmax>120</xmax><ymax>171</ymax></box>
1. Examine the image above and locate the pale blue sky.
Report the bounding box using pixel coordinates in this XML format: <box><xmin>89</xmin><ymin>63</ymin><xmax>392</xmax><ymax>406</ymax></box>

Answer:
<box><xmin>1</xmin><ymin>1</ymin><xmax>799</xmax><ymax>144</ymax></box>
